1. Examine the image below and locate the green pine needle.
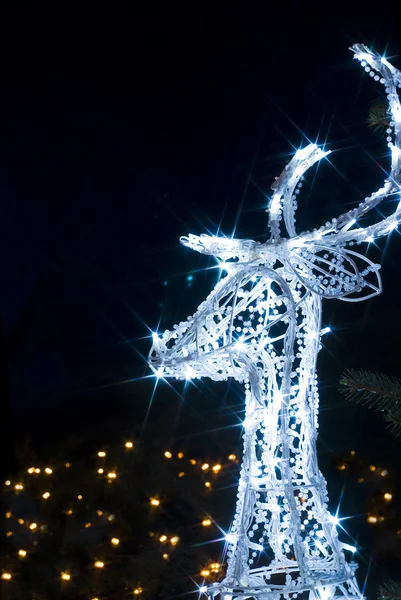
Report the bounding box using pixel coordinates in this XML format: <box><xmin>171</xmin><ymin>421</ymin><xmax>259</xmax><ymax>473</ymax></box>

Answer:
<box><xmin>379</xmin><ymin>580</ymin><xmax>401</xmax><ymax>600</ymax></box>
<box><xmin>340</xmin><ymin>369</ymin><xmax>401</xmax><ymax>440</ymax></box>
<box><xmin>368</xmin><ymin>98</ymin><xmax>391</xmax><ymax>133</ymax></box>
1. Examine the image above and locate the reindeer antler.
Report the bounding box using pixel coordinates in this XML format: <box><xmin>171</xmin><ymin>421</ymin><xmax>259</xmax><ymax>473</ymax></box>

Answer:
<box><xmin>301</xmin><ymin>44</ymin><xmax>401</xmax><ymax>246</ymax></box>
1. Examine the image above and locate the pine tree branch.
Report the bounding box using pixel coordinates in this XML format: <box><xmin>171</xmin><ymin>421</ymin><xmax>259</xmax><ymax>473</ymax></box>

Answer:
<box><xmin>340</xmin><ymin>369</ymin><xmax>401</xmax><ymax>440</ymax></box>
<box><xmin>378</xmin><ymin>580</ymin><xmax>401</xmax><ymax>600</ymax></box>
<box><xmin>368</xmin><ymin>98</ymin><xmax>391</xmax><ymax>133</ymax></box>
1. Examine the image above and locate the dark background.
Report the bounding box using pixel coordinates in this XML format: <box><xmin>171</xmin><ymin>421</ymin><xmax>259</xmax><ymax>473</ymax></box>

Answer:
<box><xmin>1</xmin><ymin>2</ymin><xmax>401</xmax><ymax>594</ymax></box>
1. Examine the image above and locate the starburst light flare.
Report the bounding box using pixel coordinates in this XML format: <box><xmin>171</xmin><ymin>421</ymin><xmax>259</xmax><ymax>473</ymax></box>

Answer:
<box><xmin>149</xmin><ymin>44</ymin><xmax>401</xmax><ymax>600</ymax></box>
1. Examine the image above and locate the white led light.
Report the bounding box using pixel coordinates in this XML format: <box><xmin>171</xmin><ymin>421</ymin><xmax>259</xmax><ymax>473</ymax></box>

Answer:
<box><xmin>152</xmin><ymin>332</ymin><xmax>159</xmax><ymax>342</ymax></box>
<box><xmin>199</xmin><ymin>586</ymin><xmax>208</xmax><ymax>593</ymax></box>
<box><xmin>148</xmin><ymin>42</ymin><xmax>400</xmax><ymax>600</ymax></box>
<box><xmin>156</xmin><ymin>367</ymin><xmax>164</xmax><ymax>378</ymax></box>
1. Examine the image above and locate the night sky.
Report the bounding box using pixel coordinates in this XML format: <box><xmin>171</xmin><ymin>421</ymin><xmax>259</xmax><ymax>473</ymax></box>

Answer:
<box><xmin>1</xmin><ymin>3</ymin><xmax>401</xmax><ymax>591</ymax></box>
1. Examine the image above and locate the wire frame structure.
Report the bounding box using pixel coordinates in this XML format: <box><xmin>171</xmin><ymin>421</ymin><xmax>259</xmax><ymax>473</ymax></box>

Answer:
<box><xmin>149</xmin><ymin>44</ymin><xmax>401</xmax><ymax>600</ymax></box>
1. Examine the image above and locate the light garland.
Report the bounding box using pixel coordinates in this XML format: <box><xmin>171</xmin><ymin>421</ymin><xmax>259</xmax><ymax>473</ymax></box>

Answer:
<box><xmin>149</xmin><ymin>44</ymin><xmax>401</xmax><ymax>600</ymax></box>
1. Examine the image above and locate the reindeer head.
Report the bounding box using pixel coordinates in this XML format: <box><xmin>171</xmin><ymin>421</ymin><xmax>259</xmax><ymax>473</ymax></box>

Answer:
<box><xmin>149</xmin><ymin>44</ymin><xmax>401</xmax><ymax>383</ymax></box>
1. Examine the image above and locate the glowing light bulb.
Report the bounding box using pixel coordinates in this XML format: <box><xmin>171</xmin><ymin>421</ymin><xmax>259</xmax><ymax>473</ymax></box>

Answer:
<box><xmin>134</xmin><ymin>588</ymin><xmax>143</xmax><ymax>595</ymax></box>
<box><xmin>5</xmin><ymin>480</ymin><xmax>11</xmax><ymax>486</ymax></box>
<box><xmin>61</xmin><ymin>572</ymin><xmax>70</xmax><ymax>580</ymax></box>
<box><xmin>200</xmin><ymin>569</ymin><xmax>210</xmax><ymax>577</ymax></box>
<box><xmin>107</xmin><ymin>472</ymin><xmax>117</xmax><ymax>479</ymax></box>
<box><xmin>341</xmin><ymin>542</ymin><xmax>357</xmax><ymax>553</ymax></box>
<box><xmin>18</xmin><ymin>549</ymin><xmax>27</xmax><ymax>557</ymax></box>
<box><xmin>228</xmin><ymin>454</ymin><xmax>236</xmax><ymax>460</ymax></box>
<box><xmin>111</xmin><ymin>537</ymin><xmax>120</xmax><ymax>545</ymax></box>
<box><xmin>98</xmin><ymin>451</ymin><xmax>106</xmax><ymax>457</ymax></box>
<box><xmin>367</xmin><ymin>235</ymin><xmax>375</xmax><ymax>243</ymax></box>
<box><xmin>201</xmin><ymin>463</ymin><xmax>209</xmax><ymax>471</ymax></box>
<box><xmin>156</xmin><ymin>367</ymin><xmax>164</xmax><ymax>378</ymax></box>
<box><xmin>329</xmin><ymin>514</ymin><xmax>339</xmax><ymax>526</ymax></box>
<box><xmin>2</xmin><ymin>572</ymin><xmax>12</xmax><ymax>580</ymax></box>
<box><xmin>367</xmin><ymin>515</ymin><xmax>378</xmax><ymax>524</ymax></box>
<box><xmin>204</xmin><ymin>481</ymin><xmax>211</xmax><ymax>488</ymax></box>
<box><xmin>150</xmin><ymin>498</ymin><xmax>160</xmax><ymax>506</ymax></box>
<box><xmin>225</xmin><ymin>533</ymin><xmax>237</xmax><ymax>544</ymax></box>
<box><xmin>159</xmin><ymin>535</ymin><xmax>167</xmax><ymax>542</ymax></box>
<box><xmin>42</xmin><ymin>492</ymin><xmax>50</xmax><ymax>499</ymax></box>
<box><xmin>320</xmin><ymin>327</ymin><xmax>331</xmax><ymax>335</ymax></box>
<box><xmin>170</xmin><ymin>536</ymin><xmax>179</xmax><ymax>545</ymax></box>
<box><xmin>164</xmin><ymin>451</ymin><xmax>172</xmax><ymax>458</ymax></box>
<box><xmin>125</xmin><ymin>441</ymin><xmax>134</xmax><ymax>449</ymax></box>
<box><xmin>29</xmin><ymin>523</ymin><xmax>37</xmax><ymax>530</ymax></box>
<box><xmin>98</xmin><ymin>468</ymin><xmax>104</xmax><ymax>474</ymax></box>
<box><xmin>185</xmin><ymin>365</ymin><xmax>196</xmax><ymax>380</ymax></box>
<box><xmin>94</xmin><ymin>561</ymin><xmax>104</xmax><ymax>568</ymax></box>
<box><xmin>202</xmin><ymin>519</ymin><xmax>212</xmax><ymax>527</ymax></box>
<box><xmin>200</xmin><ymin>585</ymin><xmax>208</xmax><ymax>593</ymax></box>
<box><xmin>212</xmin><ymin>464</ymin><xmax>221</xmax><ymax>473</ymax></box>
<box><xmin>152</xmin><ymin>332</ymin><xmax>159</xmax><ymax>342</ymax></box>
<box><xmin>45</xmin><ymin>467</ymin><xmax>53</xmax><ymax>474</ymax></box>
<box><xmin>384</xmin><ymin>492</ymin><xmax>393</xmax><ymax>501</ymax></box>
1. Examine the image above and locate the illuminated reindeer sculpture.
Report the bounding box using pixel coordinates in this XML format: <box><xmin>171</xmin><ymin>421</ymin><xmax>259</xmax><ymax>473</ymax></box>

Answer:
<box><xmin>149</xmin><ymin>45</ymin><xmax>401</xmax><ymax>600</ymax></box>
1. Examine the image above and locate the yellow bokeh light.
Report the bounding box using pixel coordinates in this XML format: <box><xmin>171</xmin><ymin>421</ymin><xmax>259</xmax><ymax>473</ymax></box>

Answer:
<box><xmin>98</xmin><ymin>468</ymin><xmax>104</xmax><ymax>474</ymax></box>
<box><xmin>150</xmin><ymin>498</ymin><xmax>160</xmax><ymax>506</ymax></box>
<box><xmin>78</xmin><ymin>495</ymin><xmax>83</xmax><ymax>500</ymax></box>
<box><xmin>61</xmin><ymin>572</ymin><xmax>70</xmax><ymax>580</ymax></box>
<box><xmin>107</xmin><ymin>472</ymin><xmax>117</xmax><ymax>479</ymax></box>
<box><xmin>350</xmin><ymin>450</ymin><xmax>356</xmax><ymax>456</ymax></box>
<box><xmin>177</xmin><ymin>452</ymin><xmax>184</xmax><ymax>459</ymax></box>
<box><xmin>228</xmin><ymin>454</ymin><xmax>236</xmax><ymax>460</ymax></box>
<box><xmin>381</xmin><ymin>469</ymin><xmax>388</xmax><ymax>477</ymax></box>
<box><xmin>85</xmin><ymin>523</ymin><xmax>91</xmax><ymax>528</ymax></box>
<box><xmin>111</xmin><ymin>537</ymin><xmax>120</xmax><ymax>545</ymax></box>
<box><xmin>66</xmin><ymin>509</ymin><xmax>73</xmax><ymax>515</ymax></box>
<box><xmin>201</xmin><ymin>463</ymin><xmax>209</xmax><ymax>471</ymax></box>
<box><xmin>65</xmin><ymin>462</ymin><xmax>71</xmax><ymax>468</ymax></box>
<box><xmin>6</xmin><ymin>511</ymin><xmax>11</xmax><ymax>518</ymax></box>
<box><xmin>27</xmin><ymin>467</ymin><xmax>35</xmax><ymax>474</ymax></box>
<box><xmin>205</xmin><ymin>481</ymin><xmax>211</xmax><ymax>488</ymax></box>
<box><xmin>97</xmin><ymin>510</ymin><xmax>103</xmax><ymax>516</ymax></box>
<box><xmin>18</xmin><ymin>518</ymin><xmax>24</xmax><ymax>524</ymax></box>
<box><xmin>369</xmin><ymin>465</ymin><xmax>376</xmax><ymax>472</ymax></box>
<box><xmin>200</xmin><ymin>569</ymin><xmax>210</xmax><ymax>577</ymax></box>
<box><xmin>190</xmin><ymin>459</ymin><xmax>197</xmax><ymax>465</ymax></box>
<box><xmin>384</xmin><ymin>493</ymin><xmax>393</xmax><ymax>501</ymax></box>
<box><xmin>202</xmin><ymin>519</ymin><xmax>212</xmax><ymax>527</ymax></box>
<box><xmin>35</xmin><ymin>468</ymin><xmax>41</xmax><ymax>474</ymax></box>
<box><xmin>18</xmin><ymin>549</ymin><xmax>27</xmax><ymax>557</ymax></box>
<box><xmin>178</xmin><ymin>471</ymin><xmax>185</xmax><ymax>478</ymax></box>
<box><xmin>5</xmin><ymin>480</ymin><xmax>11</xmax><ymax>486</ymax></box>
<box><xmin>164</xmin><ymin>451</ymin><xmax>172</xmax><ymax>459</ymax></box>
<box><xmin>159</xmin><ymin>534</ymin><xmax>167</xmax><ymax>542</ymax></box>
<box><xmin>98</xmin><ymin>451</ymin><xmax>106</xmax><ymax>457</ymax></box>
<box><xmin>212</xmin><ymin>464</ymin><xmax>221</xmax><ymax>473</ymax></box>
<box><xmin>162</xmin><ymin>553</ymin><xmax>168</xmax><ymax>559</ymax></box>
<box><xmin>1</xmin><ymin>572</ymin><xmax>12</xmax><ymax>580</ymax></box>
<box><xmin>15</xmin><ymin>483</ymin><xmax>24</xmax><ymax>490</ymax></box>
<box><xmin>94</xmin><ymin>561</ymin><xmax>104</xmax><ymax>568</ymax></box>
<box><xmin>337</xmin><ymin>464</ymin><xmax>346</xmax><ymax>471</ymax></box>
<box><xmin>125</xmin><ymin>441</ymin><xmax>134</xmax><ymax>448</ymax></box>
<box><xmin>133</xmin><ymin>587</ymin><xmax>143</xmax><ymax>595</ymax></box>
<box><xmin>358</xmin><ymin>478</ymin><xmax>365</xmax><ymax>483</ymax></box>
<box><xmin>367</xmin><ymin>516</ymin><xmax>378</xmax><ymax>524</ymax></box>
<box><xmin>42</xmin><ymin>492</ymin><xmax>50</xmax><ymax>499</ymax></box>
<box><xmin>170</xmin><ymin>536</ymin><xmax>179</xmax><ymax>545</ymax></box>
<box><xmin>6</xmin><ymin>531</ymin><xmax>12</xmax><ymax>537</ymax></box>
<box><xmin>45</xmin><ymin>467</ymin><xmax>53</xmax><ymax>474</ymax></box>
<box><xmin>29</xmin><ymin>523</ymin><xmax>37</xmax><ymax>530</ymax></box>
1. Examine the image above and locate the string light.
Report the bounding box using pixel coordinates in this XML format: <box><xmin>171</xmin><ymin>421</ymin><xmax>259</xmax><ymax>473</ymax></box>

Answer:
<box><xmin>204</xmin><ymin>481</ymin><xmax>211</xmax><ymax>488</ymax></box>
<box><xmin>170</xmin><ymin>536</ymin><xmax>179</xmax><ymax>545</ymax></box>
<box><xmin>178</xmin><ymin>471</ymin><xmax>185</xmax><ymax>477</ymax></box>
<box><xmin>18</xmin><ymin>550</ymin><xmax>27</xmax><ymax>557</ymax></box>
<box><xmin>5</xmin><ymin>480</ymin><xmax>11</xmax><ymax>486</ymax></box>
<box><xmin>202</xmin><ymin>519</ymin><xmax>212</xmax><ymax>527</ymax></box>
<box><xmin>162</xmin><ymin>553</ymin><xmax>169</xmax><ymax>559</ymax></box>
<box><xmin>381</xmin><ymin>469</ymin><xmax>388</xmax><ymax>477</ymax></box>
<box><xmin>1</xmin><ymin>573</ymin><xmax>12</xmax><ymax>580</ymax></box>
<box><xmin>200</xmin><ymin>569</ymin><xmax>210</xmax><ymax>577</ymax></box>
<box><xmin>212</xmin><ymin>464</ymin><xmax>221</xmax><ymax>473</ymax></box>
<box><xmin>61</xmin><ymin>572</ymin><xmax>70</xmax><ymax>581</ymax></box>
<box><xmin>201</xmin><ymin>463</ymin><xmax>209</xmax><ymax>471</ymax></box>
<box><xmin>111</xmin><ymin>537</ymin><xmax>120</xmax><ymax>545</ymax></box>
<box><xmin>125</xmin><ymin>441</ymin><xmax>134</xmax><ymax>449</ymax></box>
<box><xmin>65</xmin><ymin>462</ymin><xmax>71</xmax><ymax>468</ymax></box>
<box><xmin>177</xmin><ymin>452</ymin><xmax>184</xmax><ymax>459</ymax></box>
<box><xmin>107</xmin><ymin>471</ymin><xmax>117</xmax><ymax>479</ymax></box>
<box><xmin>150</xmin><ymin>498</ymin><xmax>160</xmax><ymax>506</ymax></box>
<box><xmin>14</xmin><ymin>483</ymin><xmax>23</xmax><ymax>490</ymax></box>
<box><xmin>98</xmin><ymin>468</ymin><xmax>104</xmax><ymax>474</ymax></box>
<box><xmin>369</xmin><ymin>465</ymin><xmax>376</xmax><ymax>472</ymax></box>
<box><xmin>45</xmin><ymin>467</ymin><xmax>53</xmax><ymax>474</ymax></box>
<box><xmin>228</xmin><ymin>454</ymin><xmax>236</xmax><ymax>460</ymax></box>
<box><xmin>367</xmin><ymin>516</ymin><xmax>378</xmax><ymax>524</ymax></box>
<box><xmin>190</xmin><ymin>458</ymin><xmax>197</xmax><ymax>465</ymax></box>
<box><xmin>98</xmin><ymin>451</ymin><xmax>106</xmax><ymax>458</ymax></box>
<box><xmin>42</xmin><ymin>492</ymin><xmax>50</xmax><ymax>499</ymax></box>
<box><xmin>29</xmin><ymin>523</ymin><xmax>37</xmax><ymax>530</ymax></box>
<box><xmin>5</xmin><ymin>511</ymin><xmax>11</xmax><ymax>518</ymax></box>
<box><xmin>384</xmin><ymin>493</ymin><xmax>393</xmax><ymax>501</ymax></box>
<box><xmin>164</xmin><ymin>451</ymin><xmax>172</xmax><ymax>459</ymax></box>
<box><xmin>18</xmin><ymin>518</ymin><xmax>24</xmax><ymax>524</ymax></box>
<box><xmin>133</xmin><ymin>588</ymin><xmax>143</xmax><ymax>595</ymax></box>
<box><xmin>94</xmin><ymin>561</ymin><xmax>104</xmax><ymax>569</ymax></box>
<box><xmin>159</xmin><ymin>535</ymin><xmax>167</xmax><ymax>542</ymax></box>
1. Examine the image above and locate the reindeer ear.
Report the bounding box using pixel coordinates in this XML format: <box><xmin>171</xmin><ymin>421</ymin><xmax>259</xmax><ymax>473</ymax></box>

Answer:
<box><xmin>286</xmin><ymin>244</ymin><xmax>382</xmax><ymax>302</ymax></box>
